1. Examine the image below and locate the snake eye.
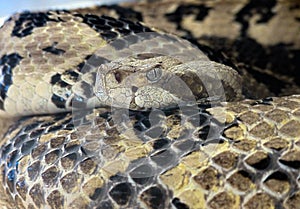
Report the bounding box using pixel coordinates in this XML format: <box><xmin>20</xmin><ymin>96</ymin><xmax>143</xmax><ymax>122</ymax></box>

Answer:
<box><xmin>146</xmin><ymin>66</ymin><xmax>162</xmax><ymax>82</ymax></box>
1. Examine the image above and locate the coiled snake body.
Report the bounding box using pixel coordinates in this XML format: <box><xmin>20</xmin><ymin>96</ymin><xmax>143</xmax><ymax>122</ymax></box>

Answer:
<box><xmin>0</xmin><ymin>0</ymin><xmax>299</xmax><ymax>208</ymax></box>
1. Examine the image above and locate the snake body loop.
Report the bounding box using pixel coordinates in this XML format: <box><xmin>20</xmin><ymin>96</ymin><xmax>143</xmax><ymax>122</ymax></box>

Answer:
<box><xmin>0</xmin><ymin>1</ymin><xmax>299</xmax><ymax>208</ymax></box>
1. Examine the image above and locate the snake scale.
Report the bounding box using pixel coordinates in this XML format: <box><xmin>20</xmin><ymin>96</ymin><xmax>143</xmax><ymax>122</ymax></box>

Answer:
<box><xmin>0</xmin><ymin>0</ymin><xmax>300</xmax><ymax>208</ymax></box>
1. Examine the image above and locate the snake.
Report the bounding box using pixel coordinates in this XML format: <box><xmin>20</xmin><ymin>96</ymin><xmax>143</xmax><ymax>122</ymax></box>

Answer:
<box><xmin>0</xmin><ymin>0</ymin><xmax>299</xmax><ymax>208</ymax></box>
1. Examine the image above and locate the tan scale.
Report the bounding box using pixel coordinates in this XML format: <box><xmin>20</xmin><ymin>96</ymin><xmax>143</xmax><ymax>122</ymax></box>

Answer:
<box><xmin>0</xmin><ymin>0</ymin><xmax>300</xmax><ymax>209</ymax></box>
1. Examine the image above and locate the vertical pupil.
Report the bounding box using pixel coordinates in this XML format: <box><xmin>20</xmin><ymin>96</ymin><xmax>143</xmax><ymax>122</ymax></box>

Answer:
<box><xmin>153</xmin><ymin>69</ymin><xmax>157</xmax><ymax>77</ymax></box>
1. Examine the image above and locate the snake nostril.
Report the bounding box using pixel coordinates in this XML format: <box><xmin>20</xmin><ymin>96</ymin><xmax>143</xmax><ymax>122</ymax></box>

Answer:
<box><xmin>132</xmin><ymin>86</ymin><xmax>138</xmax><ymax>93</ymax></box>
<box><xmin>114</xmin><ymin>71</ymin><xmax>122</xmax><ymax>83</ymax></box>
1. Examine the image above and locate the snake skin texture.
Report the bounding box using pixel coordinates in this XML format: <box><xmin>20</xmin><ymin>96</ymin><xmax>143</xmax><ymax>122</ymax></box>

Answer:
<box><xmin>0</xmin><ymin>0</ymin><xmax>299</xmax><ymax>209</ymax></box>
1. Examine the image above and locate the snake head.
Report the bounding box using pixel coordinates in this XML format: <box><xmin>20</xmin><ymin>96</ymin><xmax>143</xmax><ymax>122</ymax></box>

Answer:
<box><xmin>94</xmin><ymin>53</ymin><xmax>243</xmax><ymax>110</ymax></box>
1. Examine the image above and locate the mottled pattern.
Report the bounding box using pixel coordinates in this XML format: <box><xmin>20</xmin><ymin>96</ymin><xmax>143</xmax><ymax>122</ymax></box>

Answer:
<box><xmin>1</xmin><ymin>96</ymin><xmax>300</xmax><ymax>208</ymax></box>
<box><xmin>0</xmin><ymin>0</ymin><xmax>299</xmax><ymax>209</ymax></box>
<box><xmin>93</xmin><ymin>0</ymin><xmax>300</xmax><ymax>96</ymax></box>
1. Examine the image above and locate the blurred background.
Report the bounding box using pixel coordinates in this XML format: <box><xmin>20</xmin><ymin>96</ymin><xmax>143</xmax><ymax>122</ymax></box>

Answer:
<box><xmin>0</xmin><ymin>0</ymin><xmax>129</xmax><ymax>26</ymax></box>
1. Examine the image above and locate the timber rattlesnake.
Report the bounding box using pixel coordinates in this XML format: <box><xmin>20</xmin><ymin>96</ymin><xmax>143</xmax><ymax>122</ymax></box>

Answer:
<box><xmin>0</xmin><ymin>0</ymin><xmax>299</xmax><ymax>208</ymax></box>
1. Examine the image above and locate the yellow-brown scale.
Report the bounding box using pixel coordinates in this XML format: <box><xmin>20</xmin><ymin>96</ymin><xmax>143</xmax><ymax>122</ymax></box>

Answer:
<box><xmin>0</xmin><ymin>95</ymin><xmax>299</xmax><ymax>208</ymax></box>
<box><xmin>0</xmin><ymin>0</ymin><xmax>300</xmax><ymax>208</ymax></box>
